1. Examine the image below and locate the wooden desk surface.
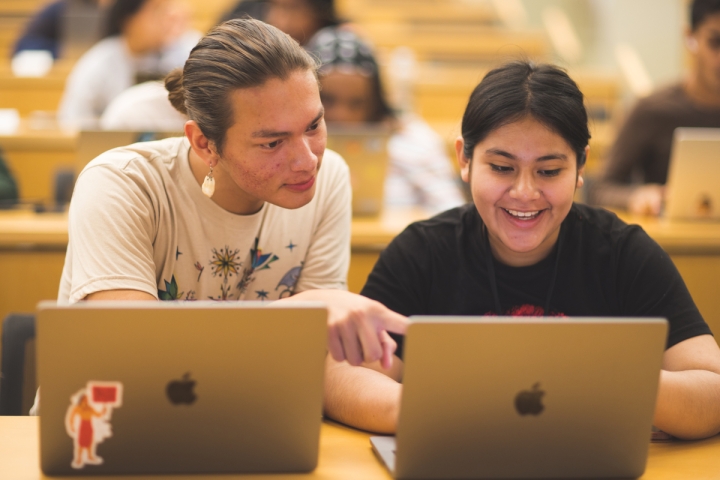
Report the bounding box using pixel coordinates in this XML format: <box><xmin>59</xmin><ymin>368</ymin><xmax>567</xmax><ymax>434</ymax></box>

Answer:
<box><xmin>2</xmin><ymin>416</ymin><xmax>719</xmax><ymax>479</ymax></box>
<box><xmin>0</xmin><ymin>210</ymin><xmax>68</xmax><ymax>248</ymax></box>
<box><xmin>617</xmin><ymin>212</ymin><xmax>720</xmax><ymax>254</ymax></box>
<box><xmin>5</xmin><ymin>208</ymin><xmax>720</xmax><ymax>254</ymax></box>
<box><xmin>0</xmin><ymin>208</ymin><xmax>429</xmax><ymax>251</ymax></box>
<box><xmin>0</xmin><ymin>208</ymin><xmax>431</xmax><ymax>320</ymax></box>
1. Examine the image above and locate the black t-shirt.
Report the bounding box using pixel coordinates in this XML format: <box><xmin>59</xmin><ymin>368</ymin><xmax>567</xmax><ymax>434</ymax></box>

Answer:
<box><xmin>361</xmin><ymin>203</ymin><xmax>711</xmax><ymax>359</ymax></box>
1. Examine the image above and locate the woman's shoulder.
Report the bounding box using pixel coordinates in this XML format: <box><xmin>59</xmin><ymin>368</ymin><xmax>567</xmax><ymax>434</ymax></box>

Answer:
<box><xmin>396</xmin><ymin>203</ymin><xmax>475</xmax><ymax>245</ymax></box>
<box><xmin>565</xmin><ymin>203</ymin><xmax>649</xmax><ymax>249</ymax></box>
<box><xmin>391</xmin><ymin>115</ymin><xmax>445</xmax><ymax>149</ymax></box>
<box><xmin>68</xmin><ymin>37</ymin><xmax>125</xmax><ymax>76</ymax></box>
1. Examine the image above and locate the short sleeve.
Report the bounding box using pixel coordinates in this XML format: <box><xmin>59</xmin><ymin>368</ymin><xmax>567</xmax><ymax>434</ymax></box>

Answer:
<box><xmin>615</xmin><ymin>227</ymin><xmax>712</xmax><ymax>348</ymax></box>
<box><xmin>64</xmin><ymin>162</ymin><xmax>159</xmax><ymax>303</ymax></box>
<box><xmin>294</xmin><ymin>153</ymin><xmax>352</xmax><ymax>292</ymax></box>
<box><xmin>360</xmin><ymin>225</ymin><xmax>434</xmax><ymax>358</ymax></box>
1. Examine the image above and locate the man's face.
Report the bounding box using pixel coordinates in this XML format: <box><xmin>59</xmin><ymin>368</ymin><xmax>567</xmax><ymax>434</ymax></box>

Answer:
<box><xmin>266</xmin><ymin>0</ymin><xmax>321</xmax><ymax>45</ymax></box>
<box><xmin>320</xmin><ymin>70</ymin><xmax>375</xmax><ymax>123</ymax></box>
<box><xmin>689</xmin><ymin>12</ymin><xmax>720</xmax><ymax>94</ymax></box>
<box><xmin>216</xmin><ymin>69</ymin><xmax>326</xmax><ymax>212</ymax></box>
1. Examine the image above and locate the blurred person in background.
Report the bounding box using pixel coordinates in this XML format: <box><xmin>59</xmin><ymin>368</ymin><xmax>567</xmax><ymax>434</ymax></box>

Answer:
<box><xmin>99</xmin><ymin>80</ymin><xmax>187</xmax><ymax>131</ymax></box>
<box><xmin>0</xmin><ymin>149</ymin><xmax>19</xmax><ymax>207</ymax></box>
<box><xmin>306</xmin><ymin>28</ymin><xmax>466</xmax><ymax>214</ymax></box>
<box><xmin>57</xmin><ymin>0</ymin><xmax>200</xmax><ymax>128</ymax></box>
<box><xmin>13</xmin><ymin>0</ymin><xmax>110</xmax><ymax>60</ymax></box>
<box><xmin>590</xmin><ymin>0</ymin><xmax>720</xmax><ymax>216</ymax></box>
<box><xmin>222</xmin><ymin>0</ymin><xmax>340</xmax><ymax>46</ymax></box>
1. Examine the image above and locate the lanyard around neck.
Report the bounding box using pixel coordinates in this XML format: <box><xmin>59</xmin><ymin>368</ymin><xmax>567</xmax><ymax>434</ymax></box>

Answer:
<box><xmin>483</xmin><ymin>224</ymin><xmax>564</xmax><ymax>316</ymax></box>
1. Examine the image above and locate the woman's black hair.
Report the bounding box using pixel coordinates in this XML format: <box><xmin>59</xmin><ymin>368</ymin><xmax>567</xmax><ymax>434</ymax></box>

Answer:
<box><xmin>305</xmin><ymin>27</ymin><xmax>394</xmax><ymax>121</ymax></box>
<box><xmin>691</xmin><ymin>0</ymin><xmax>720</xmax><ymax>31</ymax></box>
<box><xmin>461</xmin><ymin>61</ymin><xmax>590</xmax><ymax>169</ymax></box>
<box><xmin>307</xmin><ymin>0</ymin><xmax>339</xmax><ymax>29</ymax></box>
<box><xmin>104</xmin><ymin>0</ymin><xmax>147</xmax><ymax>38</ymax></box>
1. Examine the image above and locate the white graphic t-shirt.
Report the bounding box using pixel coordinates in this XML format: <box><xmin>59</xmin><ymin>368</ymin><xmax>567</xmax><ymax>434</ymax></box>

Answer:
<box><xmin>58</xmin><ymin>137</ymin><xmax>351</xmax><ymax>303</ymax></box>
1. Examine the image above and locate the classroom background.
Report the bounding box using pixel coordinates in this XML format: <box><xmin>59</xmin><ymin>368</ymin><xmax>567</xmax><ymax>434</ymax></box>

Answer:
<box><xmin>1</xmin><ymin>0</ymin><xmax>717</xmax><ymax>356</ymax></box>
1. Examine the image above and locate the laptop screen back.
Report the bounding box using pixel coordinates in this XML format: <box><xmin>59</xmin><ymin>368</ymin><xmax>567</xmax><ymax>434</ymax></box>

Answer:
<box><xmin>37</xmin><ymin>301</ymin><xmax>327</xmax><ymax>475</ymax></box>
<box><xmin>394</xmin><ymin>317</ymin><xmax>667</xmax><ymax>479</ymax></box>
<box><xmin>326</xmin><ymin>124</ymin><xmax>390</xmax><ymax>217</ymax></box>
<box><xmin>665</xmin><ymin>127</ymin><xmax>720</xmax><ymax>220</ymax></box>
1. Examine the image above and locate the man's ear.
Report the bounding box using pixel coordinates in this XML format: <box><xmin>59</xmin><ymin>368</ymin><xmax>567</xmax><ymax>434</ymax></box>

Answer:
<box><xmin>456</xmin><ymin>136</ymin><xmax>471</xmax><ymax>183</ymax></box>
<box><xmin>576</xmin><ymin>145</ymin><xmax>590</xmax><ymax>188</ymax></box>
<box><xmin>185</xmin><ymin>120</ymin><xmax>219</xmax><ymax>167</ymax></box>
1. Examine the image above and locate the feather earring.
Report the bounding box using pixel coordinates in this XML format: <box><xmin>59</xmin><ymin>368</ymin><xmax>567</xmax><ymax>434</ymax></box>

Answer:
<box><xmin>202</xmin><ymin>166</ymin><xmax>215</xmax><ymax>197</ymax></box>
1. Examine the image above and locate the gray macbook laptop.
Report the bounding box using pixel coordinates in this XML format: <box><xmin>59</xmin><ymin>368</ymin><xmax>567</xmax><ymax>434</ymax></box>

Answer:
<box><xmin>371</xmin><ymin>317</ymin><xmax>668</xmax><ymax>479</ymax></box>
<box><xmin>665</xmin><ymin>127</ymin><xmax>720</xmax><ymax>220</ymax></box>
<box><xmin>326</xmin><ymin>123</ymin><xmax>390</xmax><ymax>217</ymax></box>
<box><xmin>37</xmin><ymin>301</ymin><xmax>327</xmax><ymax>475</ymax></box>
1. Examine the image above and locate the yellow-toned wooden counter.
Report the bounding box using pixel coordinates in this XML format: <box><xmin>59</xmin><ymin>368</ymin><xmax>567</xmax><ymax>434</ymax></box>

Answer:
<box><xmin>1</xmin><ymin>416</ymin><xmax>718</xmax><ymax>479</ymax></box>
<box><xmin>2</xmin><ymin>208</ymin><xmax>720</xmax><ymax>344</ymax></box>
<box><xmin>0</xmin><ymin>208</ymin><xmax>431</xmax><ymax>323</ymax></box>
<box><xmin>0</xmin><ymin>123</ymin><xmax>77</xmax><ymax>204</ymax></box>
<box><xmin>0</xmin><ymin>62</ymin><xmax>72</xmax><ymax>116</ymax></box>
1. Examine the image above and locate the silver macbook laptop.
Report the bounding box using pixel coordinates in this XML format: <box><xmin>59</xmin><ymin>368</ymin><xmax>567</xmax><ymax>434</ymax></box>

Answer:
<box><xmin>372</xmin><ymin>317</ymin><xmax>668</xmax><ymax>479</ymax></box>
<box><xmin>665</xmin><ymin>127</ymin><xmax>720</xmax><ymax>220</ymax></box>
<box><xmin>37</xmin><ymin>301</ymin><xmax>327</xmax><ymax>475</ymax></box>
<box><xmin>326</xmin><ymin>123</ymin><xmax>390</xmax><ymax>217</ymax></box>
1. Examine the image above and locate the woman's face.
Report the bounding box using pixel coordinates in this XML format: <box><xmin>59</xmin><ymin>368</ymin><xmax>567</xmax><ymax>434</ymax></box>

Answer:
<box><xmin>319</xmin><ymin>69</ymin><xmax>375</xmax><ymax>123</ymax></box>
<box><xmin>266</xmin><ymin>0</ymin><xmax>322</xmax><ymax>45</ymax></box>
<box><xmin>457</xmin><ymin>116</ymin><xmax>585</xmax><ymax>267</ymax></box>
<box><xmin>123</xmin><ymin>0</ymin><xmax>188</xmax><ymax>54</ymax></box>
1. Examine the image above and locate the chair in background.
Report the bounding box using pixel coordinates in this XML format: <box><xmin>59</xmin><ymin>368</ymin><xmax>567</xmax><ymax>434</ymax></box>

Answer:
<box><xmin>0</xmin><ymin>313</ymin><xmax>36</xmax><ymax>415</ymax></box>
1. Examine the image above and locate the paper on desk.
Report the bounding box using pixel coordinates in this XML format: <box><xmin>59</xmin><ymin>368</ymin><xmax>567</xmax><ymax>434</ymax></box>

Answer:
<box><xmin>0</xmin><ymin>109</ymin><xmax>20</xmax><ymax>135</ymax></box>
<box><xmin>11</xmin><ymin>50</ymin><xmax>53</xmax><ymax>77</ymax></box>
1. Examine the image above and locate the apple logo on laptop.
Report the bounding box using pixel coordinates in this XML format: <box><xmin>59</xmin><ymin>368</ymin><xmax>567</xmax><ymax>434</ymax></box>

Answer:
<box><xmin>515</xmin><ymin>382</ymin><xmax>544</xmax><ymax>415</ymax></box>
<box><xmin>166</xmin><ymin>372</ymin><xmax>197</xmax><ymax>405</ymax></box>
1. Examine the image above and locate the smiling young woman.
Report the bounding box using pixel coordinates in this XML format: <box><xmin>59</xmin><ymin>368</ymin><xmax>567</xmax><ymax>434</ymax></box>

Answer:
<box><xmin>325</xmin><ymin>61</ymin><xmax>720</xmax><ymax>439</ymax></box>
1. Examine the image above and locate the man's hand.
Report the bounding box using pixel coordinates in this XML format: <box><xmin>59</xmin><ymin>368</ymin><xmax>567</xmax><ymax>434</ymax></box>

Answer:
<box><xmin>281</xmin><ymin>290</ymin><xmax>409</xmax><ymax>370</ymax></box>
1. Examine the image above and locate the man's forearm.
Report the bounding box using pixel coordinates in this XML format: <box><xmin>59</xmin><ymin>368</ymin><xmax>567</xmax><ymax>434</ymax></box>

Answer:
<box><xmin>654</xmin><ymin>369</ymin><xmax>720</xmax><ymax>439</ymax></box>
<box><xmin>324</xmin><ymin>358</ymin><xmax>401</xmax><ymax>434</ymax></box>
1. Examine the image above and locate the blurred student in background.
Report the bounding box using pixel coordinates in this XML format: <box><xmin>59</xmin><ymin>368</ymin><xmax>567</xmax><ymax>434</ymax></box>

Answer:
<box><xmin>100</xmin><ymin>80</ymin><xmax>186</xmax><ymax>131</ymax></box>
<box><xmin>58</xmin><ymin>0</ymin><xmax>200</xmax><ymax>128</ymax></box>
<box><xmin>222</xmin><ymin>0</ymin><xmax>340</xmax><ymax>46</ymax></box>
<box><xmin>591</xmin><ymin>0</ymin><xmax>720</xmax><ymax>216</ymax></box>
<box><xmin>13</xmin><ymin>0</ymin><xmax>110</xmax><ymax>60</ymax></box>
<box><xmin>0</xmin><ymin>149</ymin><xmax>19</xmax><ymax>207</ymax></box>
<box><xmin>306</xmin><ymin>28</ymin><xmax>465</xmax><ymax>214</ymax></box>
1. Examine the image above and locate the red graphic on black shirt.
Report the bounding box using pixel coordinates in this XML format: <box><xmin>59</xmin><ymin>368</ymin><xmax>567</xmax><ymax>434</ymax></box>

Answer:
<box><xmin>485</xmin><ymin>304</ymin><xmax>566</xmax><ymax>317</ymax></box>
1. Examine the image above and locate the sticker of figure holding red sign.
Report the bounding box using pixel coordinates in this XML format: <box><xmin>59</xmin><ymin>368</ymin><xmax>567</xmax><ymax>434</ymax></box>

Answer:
<box><xmin>65</xmin><ymin>381</ymin><xmax>123</xmax><ymax>469</ymax></box>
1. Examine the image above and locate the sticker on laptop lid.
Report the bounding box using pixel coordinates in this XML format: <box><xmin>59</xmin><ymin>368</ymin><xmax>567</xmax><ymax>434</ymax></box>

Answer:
<box><xmin>65</xmin><ymin>381</ymin><xmax>123</xmax><ymax>469</ymax></box>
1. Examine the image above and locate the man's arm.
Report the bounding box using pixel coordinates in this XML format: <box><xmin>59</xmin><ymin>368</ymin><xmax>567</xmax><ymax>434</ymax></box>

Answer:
<box><xmin>85</xmin><ymin>290</ymin><xmax>156</xmax><ymax>301</ymax></box>
<box><xmin>280</xmin><ymin>289</ymin><xmax>409</xmax><ymax>369</ymax></box>
<box><xmin>324</xmin><ymin>355</ymin><xmax>403</xmax><ymax>434</ymax></box>
<box><xmin>654</xmin><ymin>334</ymin><xmax>720</xmax><ymax>439</ymax></box>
